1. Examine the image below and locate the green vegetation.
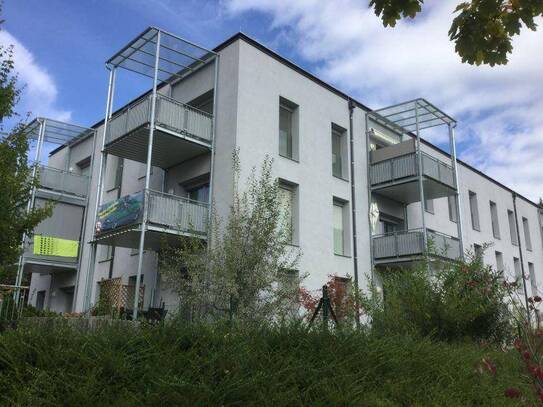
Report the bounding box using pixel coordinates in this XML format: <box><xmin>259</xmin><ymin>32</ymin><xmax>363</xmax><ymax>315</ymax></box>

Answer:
<box><xmin>0</xmin><ymin>322</ymin><xmax>535</xmax><ymax>405</ymax></box>
<box><xmin>0</xmin><ymin>15</ymin><xmax>52</xmax><ymax>284</ymax></box>
<box><xmin>369</xmin><ymin>0</ymin><xmax>543</xmax><ymax>66</ymax></box>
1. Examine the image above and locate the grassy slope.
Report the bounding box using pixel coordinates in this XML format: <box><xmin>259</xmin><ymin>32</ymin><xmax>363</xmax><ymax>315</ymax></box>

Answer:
<box><xmin>0</xmin><ymin>322</ymin><xmax>535</xmax><ymax>406</ymax></box>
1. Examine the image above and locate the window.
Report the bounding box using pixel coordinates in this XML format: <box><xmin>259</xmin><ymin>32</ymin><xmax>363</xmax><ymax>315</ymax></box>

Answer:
<box><xmin>473</xmin><ymin>243</ymin><xmax>483</xmax><ymax>259</ymax></box>
<box><xmin>469</xmin><ymin>191</ymin><xmax>480</xmax><ymax>231</ymax></box>
<box><xmin>523</xmin><ymin>217</ymin><xmax>532</xmax><ymax>251</ymax></box>
<box><xmin>279</xmin><ymin>98</ymin><xmax>298</xmax><ymax>160</ymax></box>
<box><xmin>333</xmin><ymin>199</ymin><xmax>350</xmax><ymax>256</ymax></box>
<box><xmin>36</xmin><ymin>290</ymin><xmax>46</xmax><ymax>311</ymax></box>
<box><xmin>109</xmin><ymin>157</ymin><xmax>123</xmax><ymax>191</ymax></box>
<box><xmin>278</xmin><ymin>181</ymin><xmax>298</xmax><ymax>244</ymax></box>
<box><xmin>490</xmin><ymin>201</ymin><xmax>500</xmax><ymax>239</ymax></box>
<box><xmin>424</xmin><ymin>198</ymin><xmax>434</xmax><ymax>214</ymax></box>
<box><xmin>514</xmin><ymin>257</ymin><xmax>522</xmax><ymax>293</ymax></box>
<box><xmin>379</xmin><ymin>214</ymin><xmax>405</xmax><ymax>234</ymax></box>
<box><xmin>100</xmin><ymin>245</ymin><xmax>114</xmax><ymax>262</ymax></box>
<box><xmin>186</xmin><ymin>183</ymin><xmax>209</xmax><ymax>203</ymax></box>
<box><xmin>529</xmin><ymin>262</ymin><xmax>537</xmax><ymax>296</ymax></box>
<box><xmin>448</xmin><ymin>195</ymin><xmax>458</xmax><ymax>223</ymax></box>
<box><xmin>331</xmin><ymin>124</ymin><xmax>347</xmax><ymax>179</ymax></box>
<box><xmin>76</xmin><ymin>156</ymin><xmax>91</xmax><ymax>177</ymax></box>
<box><xmin>508</xmin><ymin>210</ymin><xmax>519</xmax><ymax>245</ymax></box>
<box><xmin>495</xmin><ymin>251</ymin><xmax>504</xmax><ymax>273</ymax></box>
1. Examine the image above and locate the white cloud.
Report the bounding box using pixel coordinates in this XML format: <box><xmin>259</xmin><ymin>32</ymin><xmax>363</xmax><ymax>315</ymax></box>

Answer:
<box><xmin>0</xmin><ymin>30</ymin><xmax>71</xmax><ymax>122</ymax></box>
<box><xmin>225</xmin><ymin>0</ymin><xmax>543</xmax><ymax>201</ymax></box>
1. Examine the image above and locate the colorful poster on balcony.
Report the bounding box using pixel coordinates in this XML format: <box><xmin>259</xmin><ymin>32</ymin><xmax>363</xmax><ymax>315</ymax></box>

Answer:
<box><xmin>95</xmin><ymin>191</ymin><xmax>144</xmax><ymax>234</ymax></box>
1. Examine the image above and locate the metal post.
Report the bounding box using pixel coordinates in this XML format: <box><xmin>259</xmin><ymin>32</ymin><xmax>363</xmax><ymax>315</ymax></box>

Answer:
<box><xmin>365</xmin><ymin>113</ymin><xmax>375</xmax><ymax>280</ymax></box>
<box><xmin>322</xmin><ymin>285</ymin><xmax>329</xmax><ymax>329</ymax></box>
<box><xmin>72</xmin><ymin>128</ymin><xmax>97</xmax><ymax>311</ymax></box>
<box><xmin>415</xmin><ymin>102</ymin><xmax>428</xmax><ymax>258</ymax></box>
<box><xmin>14</xmin><ymin>118</ymin><xmax>46</xmax><ymax>301</ymax></box>
<box><xmin>132</xmin><ymin>30</ymin><xmax>161</xmax><ymax>320</ymax></box>
<box><xmin>448</xmin><ymin>124</ymin><xmax>464</xmax><ymax>259</ymax></box>
<box><xmin>348</xmin><ymin>99</ymin><xmax>360</xmax><ymax>327</ymax></box>
<box><xmin>83</xmin><ymin>67</ymin><xmax>116</xmax><ymax>312</ymax></box>
<box><xmin>207</xmin><ymin>54</ymin><xmax>219</xmax><ymax>241</ymax></box>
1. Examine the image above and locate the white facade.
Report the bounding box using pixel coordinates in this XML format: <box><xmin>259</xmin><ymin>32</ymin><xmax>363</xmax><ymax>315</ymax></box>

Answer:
<box><xmin>26</xmin><ymin>32</ymin><xmax>543</xmax><ymax>314</ymax></box>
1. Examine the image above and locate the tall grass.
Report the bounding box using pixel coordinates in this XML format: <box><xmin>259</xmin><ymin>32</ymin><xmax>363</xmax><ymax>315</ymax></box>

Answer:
<box><xmin>0</xmin><ymin>322</ymin><xmax>534</xmax><ymax>405</ymax></box>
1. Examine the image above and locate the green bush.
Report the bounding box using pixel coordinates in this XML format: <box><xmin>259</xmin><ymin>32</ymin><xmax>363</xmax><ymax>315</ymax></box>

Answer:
<box><xmin>364</xmin><ymin>254</ymin><xmax>513</xmax><ymax>343</ymax></box>
<box><xmin>0</xmin><ymin>321</ymin><xmax>534</xmax><ymax>405</ymax></box>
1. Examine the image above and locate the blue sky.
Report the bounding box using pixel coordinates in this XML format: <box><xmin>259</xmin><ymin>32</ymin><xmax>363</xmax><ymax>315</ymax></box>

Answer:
<box><xmin>3</xmin><ymin>0</ymin><xmax>543</xmax><ymax>201</ymax></box>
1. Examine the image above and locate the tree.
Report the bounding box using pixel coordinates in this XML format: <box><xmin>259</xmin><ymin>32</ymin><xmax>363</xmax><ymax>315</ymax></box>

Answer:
<box><xmin>0</xmin><ymin>19</ymin><xmax>52</xmax><ymax>283</ymax></box>
<box><xmin>369</xmin><ymin>0</ymin><xmax>543</xmax><ymax>66</ymax></box>
<box><xmin>160</xmin><ymin>151</ymin><xmax>302</xmax><ymax>323</ymax></box>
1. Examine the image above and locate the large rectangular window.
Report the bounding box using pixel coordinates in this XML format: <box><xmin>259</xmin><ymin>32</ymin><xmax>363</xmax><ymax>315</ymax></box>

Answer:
<box><xmin>523</xmin><ymin>217</ymin><xmax>532</xmax><ymax>251</ymax></box>
<box><xmin>508</xmin><ymin>210</ymin><xmax>519</xmax><ymax>245</ymax></box>
<box><xmin>529</xmin><ymin>262</ymin><xmax>537</xmax><ymax>296</ymax></box>
<box><xmin>333</xmin><ymin>199</ymin><xmax>350</xmax><ymax>256</ymax></box>
<box><xmin>495</xmin><ymin>251</ymin><xmax>504</xmax><ymax>273</ymax></box>
<box><xmin>279</xmin><ymin>98</ymin><xmax>298</xmax><ymax>160</ymax></box>
<box><xmin>424</xmin><ymin>198</ymin><xmax>434</xmax><ymax>214</ymax></box>
<box><xmin>448</xmin><ymin>195</ymin><xmax>458</xmax><ymax>223</ymax></box>
<box><xmin>469</xmin><ymin>191</ymin><xmax>480</xmax><ymax>231</ymax></box>
<box><xmin>278</xmin><ymin>181</ymin><xmax>298</xmax><ymax>245</ymax></box>
<box><xmin>331</xmin><ymin>124</ymin><xmax>347</xmax><ymax>179</ymax></box>
<box><xmin>490</xmin><ymin>201</ymin><xmax>500</xmax><ymax>239</ymax></box>
<box><xmin>514</xmin><ymin>257</ymin><xmax>522</xmax><ymax>293</ymax></box>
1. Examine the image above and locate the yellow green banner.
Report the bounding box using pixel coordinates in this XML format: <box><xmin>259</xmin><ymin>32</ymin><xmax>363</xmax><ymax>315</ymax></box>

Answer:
<box><xmin>33</xmin><ymin>235</ymin><xmax>79</xmax><ymax>258</ymax></box>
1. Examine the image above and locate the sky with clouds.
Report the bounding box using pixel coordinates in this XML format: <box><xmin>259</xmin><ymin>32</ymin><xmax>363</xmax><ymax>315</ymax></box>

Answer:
<box><xmin>3</xmin><ymin>0</ymin><xmax>542</xmax><ymax>201</ymax></box>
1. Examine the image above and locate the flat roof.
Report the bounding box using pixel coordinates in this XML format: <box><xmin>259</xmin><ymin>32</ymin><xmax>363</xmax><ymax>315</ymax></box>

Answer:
<box><xmin>51</xmin><ymin>31</ymin><xmax>541</xmax><ymax>209</ymax></box>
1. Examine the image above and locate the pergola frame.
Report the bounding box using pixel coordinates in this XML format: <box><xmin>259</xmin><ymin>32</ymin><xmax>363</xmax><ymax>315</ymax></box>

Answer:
<box><xmin>366</xmin><ymin>98</ymin><xmax>465</xmax><ymax>272</ymax></box>
<box><xmin>84</xmin><ymin>27</ymin><xmax>219</xmax><ymax>319</ymax></box>
<box><xmin>15</xmin><ymin>118</ymin><xmax>96</xmax><ymax>304</ymax></box>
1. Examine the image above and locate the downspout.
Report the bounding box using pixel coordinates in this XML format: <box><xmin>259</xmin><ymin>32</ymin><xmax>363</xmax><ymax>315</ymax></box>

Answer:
<box><xmin>348</xmin><ymin>98</ymin><xmax>360</xmax><ymax>327</ymax></box>
<box><xmin>513</xmin><ymin>192</ymin><xmax>530</xmax><ymax>323</ymax></box>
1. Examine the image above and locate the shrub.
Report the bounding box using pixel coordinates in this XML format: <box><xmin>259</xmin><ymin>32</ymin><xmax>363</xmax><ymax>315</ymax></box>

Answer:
<box><xmin>363</xmin><ymin>253</ymin><xmax>513</xmax><ymax>343</ymax></box>
<box><xmin>0</xmin><ymin>321</ymin><xmax>535</xmax><ymax>405</ymax></box>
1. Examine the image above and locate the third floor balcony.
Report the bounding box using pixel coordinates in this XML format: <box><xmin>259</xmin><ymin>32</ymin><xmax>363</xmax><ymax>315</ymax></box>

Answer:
<box><xmin>104</xmin><ymin>93</ymin><xmax>213</xmax><ymax>169</ymax></box>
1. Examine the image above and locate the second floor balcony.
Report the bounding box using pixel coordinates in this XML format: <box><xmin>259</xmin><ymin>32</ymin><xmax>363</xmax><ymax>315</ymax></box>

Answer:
<box><xmin>372</xmin><ymin>228</ymin><xmax>461</xmax><ymax>265</ymax></box>
<box><xmin>36</xmin><ymin>165</ymin><xmax>89</xmax><ymax>201</ymax></box>
<box><xmin>104</xmin><ymin>94</ymin><xmax>213</xmax><ymax>169</ymax></box>
<box><xmin>370</xmin><ymin>139</ymin><xmax>456</xmax><ymax>204</ymax></box>
<box><xmin>94</xmin><ymin>189</ymin><xmax>208</xmax><ymax>250</ymax></box>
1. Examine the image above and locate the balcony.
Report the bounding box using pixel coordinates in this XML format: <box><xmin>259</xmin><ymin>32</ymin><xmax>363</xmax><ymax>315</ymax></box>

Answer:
<box><xmin>104</xmin><ymin>94</ymin><xmax>213</xmax><ymax>169</ymax></box>
<box><xmin>36</xmin><ymin>165</ymin><xmax>89</xmax><ymax>201</ymax></box>
<box><xmin>370</xmin><ymin>140</ymin><xmax>456</xmax><ymax>203</ymax></box>
<box><xmin>94</xmin><ymin>189</ymin><xmax>208</xmax><ymax>250</ymax></box>
<box><xmin>23</xmin><ymin>234</ymin><xmax>80</xmax><ymax>274</ymax></box>
<box><xmin>372</xmin><ymin>228</ymin><xmax>461</xmax><ymax>265</ymax></box>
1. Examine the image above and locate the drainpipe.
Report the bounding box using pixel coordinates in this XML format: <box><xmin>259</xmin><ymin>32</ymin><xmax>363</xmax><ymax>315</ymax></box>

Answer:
<box><xmin>348</xmin><ymin>98</ymin><xmax>360</xmax><ymax>327</ymax></box>
<box><xmin>513</xmin><ymin>192</ymin><xmax>530</xmax><ymax>323</ymax></box>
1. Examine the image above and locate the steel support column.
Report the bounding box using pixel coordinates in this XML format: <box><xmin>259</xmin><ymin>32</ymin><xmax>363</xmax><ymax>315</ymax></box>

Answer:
<box><xmin>448</xmin><ymin>124</ymin><xmax>464</xmax><ymax>259</ymax></box>
<box><xmin>84</xmin><ymin>67</ymin><xmax>116</xmax><ymax>312</ymax></box>
<box><xmin>132</xmin><ymin>31</ymin><xmax>161</xmax><ymax>320</ymax></box>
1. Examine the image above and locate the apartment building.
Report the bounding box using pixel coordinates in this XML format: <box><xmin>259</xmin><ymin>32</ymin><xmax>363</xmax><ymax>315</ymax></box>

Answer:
<box><xmin>19</xmin><ymin>28</ymin><xmax>543</xmax><ymax>315</ymax></box>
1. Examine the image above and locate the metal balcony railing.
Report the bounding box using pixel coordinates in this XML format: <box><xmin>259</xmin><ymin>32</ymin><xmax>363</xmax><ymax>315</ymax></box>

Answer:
<box><xmin>106</xmin><ymin>94</ymin><xmax>213</xmax><ymax>145</ymax></box>
<box><xmin>370</xmin><ymin>151</ymin><xmax>455</xmax><ymax>188</ymax></box>
<box><xmin>38</xmin><ymin>165</ymin><xmax>89</xmax><ymax>198</ymax></box>
<box><xmin>96</xmin><ymin>189</ymin><xmax>208</xmax><ymax>237</ymax></box>
<box><xmin>372</xmin><ymin>228</ymin><xmax>460</xmax><ymax>261</ymax></box>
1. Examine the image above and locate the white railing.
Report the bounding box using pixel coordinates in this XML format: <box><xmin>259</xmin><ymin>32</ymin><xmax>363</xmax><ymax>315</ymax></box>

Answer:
<box><xmin>38</xmin><ymin>165</ymin><xmax>89</xmax><ymax>198</ymax></box>
<box><xmin>97</xmin><ymin>189</ymin><xmax>209</xmax><ymax>237</ymax></box>
<box><xmin>106</xmin><ymin>94</ymin><xmax>213</xmax><ymax>145</ymax></box>
<box><xmin>372</xmin><ymin>228</ymin><xmax>460</xmax><ymax>261</ymax></box>
<box><xmin>147</xmin><ymin>189</ymin><xmax>208</xmax><ymax>235</ymax></box>
<box><xmin>370</xmin><ymin>151</ymin><xmax>455</xmax><ymax>188</ymax></box>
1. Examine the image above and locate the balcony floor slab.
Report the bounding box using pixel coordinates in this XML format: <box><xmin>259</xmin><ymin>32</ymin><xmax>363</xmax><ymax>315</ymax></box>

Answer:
<box><xmin>104</xmin><ymin>125</ymin><xmax>211</xmax><ymax>169</ymax></box>
<box><xmin>372</xmin><ymin>177</ymin><xmax>455</xmax><ymax>204</ymax></box>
